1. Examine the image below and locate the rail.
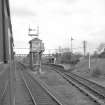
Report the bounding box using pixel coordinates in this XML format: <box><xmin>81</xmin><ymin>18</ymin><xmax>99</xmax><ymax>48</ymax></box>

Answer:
<box><xmin>47</xmin><ymin>64</ymin><xmax>105</xmax><ymax>105</ymax></box>
<box><xmin>18</xmin><ymin>62</ymin><xmax>63</xmax><ymax>105</ymax></box>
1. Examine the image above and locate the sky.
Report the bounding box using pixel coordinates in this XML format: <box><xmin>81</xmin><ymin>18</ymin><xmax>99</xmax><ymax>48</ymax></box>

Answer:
<box><xmin>9</xmin><ymin>0</ymin><xmax>105</xmax><ymax>54</ymax></box>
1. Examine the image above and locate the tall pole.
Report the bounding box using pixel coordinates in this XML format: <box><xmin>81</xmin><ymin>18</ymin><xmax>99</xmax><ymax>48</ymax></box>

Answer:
<box><xmin>37</xmin><ymin>25</ymin><xmax>39</xmax><ymax>35</ymax></box>
<box><xmin>83</xmin><ymin>40</ymin><xmax>87</xmax><ymax>56</ymax></box>
<box><xmin>29</xmin><ymin>42</ymin><xmax>33</xmax><ymax>70</ymax></box>
<box><xmin>71</xmin><ymin>37</ymin><xmax>74</xmax><ymax>53</ymax></box>
<box><xmin>39</xmin><ymin>52</ymin><xmax>42</xmax><ymax>73</ymax></box>
<box><xmin>88</xmin><ymin>52</ymin><xmax>91</xmax><ymax>71</ymax></box>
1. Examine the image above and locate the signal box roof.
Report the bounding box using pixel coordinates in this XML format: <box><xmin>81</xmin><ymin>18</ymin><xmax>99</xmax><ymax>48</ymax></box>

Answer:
<box><xmin>29</xmin><ymin>38</ymin><xmax>42</xmax><ymax>43</ymax></box>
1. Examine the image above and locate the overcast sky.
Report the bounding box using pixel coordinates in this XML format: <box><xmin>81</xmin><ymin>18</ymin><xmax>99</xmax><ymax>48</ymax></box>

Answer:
<box><xmin>9</xmin><ymin>0</ymin><xmax>105</xmax><ymax>54</ymax></box>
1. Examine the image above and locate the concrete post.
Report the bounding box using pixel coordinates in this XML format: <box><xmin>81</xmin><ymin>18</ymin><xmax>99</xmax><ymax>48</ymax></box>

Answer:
<box><xmin>39</xmin><ymin>52</ymin><xmax>42</xmax><ymax>73</ymax></box>
<box><xmin>30</xmin><ymin>52</ymin><xmax>33</xmax><ymax>70</ymax></box>
<box><xmin>88</xmin><ymin>53</ymin><xmax>91</xmax><ymax>71</ymax></box>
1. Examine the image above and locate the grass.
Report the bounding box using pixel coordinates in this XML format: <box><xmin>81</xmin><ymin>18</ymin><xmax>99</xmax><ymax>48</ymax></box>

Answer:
<box><xmin>91</xmin><ymin>67</ymin><xmax>102</xmax><ymax>78</ymax></box>
<box><xmin>73</xmin><ymin>58</ymin><xmax>105</xmax><ymax>78</ymax></box>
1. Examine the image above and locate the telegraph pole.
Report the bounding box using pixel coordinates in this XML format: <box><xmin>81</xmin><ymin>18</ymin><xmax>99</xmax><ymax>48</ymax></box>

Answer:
<box><xmin>83</xmin><ymin>40</ymin><xmax>87</xmax><ymax>56</ymax></box>
<box><xmin>88</xmin><ymin>52</ymin><xmax>91</xmax><ymax>70</ymax></box>
<box><xmin>71</xmin><ymin>37</ymin><xmax>74</xmax><ymax>53</ymax></box>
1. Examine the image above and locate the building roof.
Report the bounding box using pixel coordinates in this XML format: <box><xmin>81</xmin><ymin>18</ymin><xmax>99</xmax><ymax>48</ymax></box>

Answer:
<box><xmin>29</xmin><ymin>38</ymin><xmax>42</xmax><ymax>43</ymax></box>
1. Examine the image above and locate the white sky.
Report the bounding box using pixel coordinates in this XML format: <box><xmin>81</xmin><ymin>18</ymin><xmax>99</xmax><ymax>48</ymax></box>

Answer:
<box><xmin>9</xmin><ymin>0</ymin><xmax>105</xmax><ymax>54</ymax></box>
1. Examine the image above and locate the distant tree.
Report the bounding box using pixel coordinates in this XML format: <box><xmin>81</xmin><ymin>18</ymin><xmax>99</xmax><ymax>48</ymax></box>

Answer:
<box><xmin>98</xmin><ymin>52</ymin><xmax>105</xmax><ymax>58</ymax></box>
<box><xmin>97</xmin><ymin>43</ymin><xmax>105</xmax><ymax>52</ymax></box>
<box><xmin>97</xmin><ymin>43</ymin><xmax>105</xmax><ymax>58</ymax></box>
<box><xmin>61</xmin><ymin>52</ymin><xmax>72</xmax><ymax>63</ymax></box>
<box><xmin>74</xmin><ymin>52</ymin><xmax>83</xmax><ymax>58</ymax></box>
<box><xmin>92</xmin><ymin>51</ymin><xmax>98</xmax><ymax>58</ymax></box>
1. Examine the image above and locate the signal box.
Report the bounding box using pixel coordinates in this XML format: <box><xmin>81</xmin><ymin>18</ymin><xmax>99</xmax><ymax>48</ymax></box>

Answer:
<box><xmin>29</xmin><ymin>38</ymin><xmax>44</xmax><ymax>71</ymax></box>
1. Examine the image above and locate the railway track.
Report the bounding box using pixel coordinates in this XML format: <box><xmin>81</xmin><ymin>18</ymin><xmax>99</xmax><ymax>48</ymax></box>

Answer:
<box><xmin>47</xmin><ymin>64</ymin><xmax>105</xmax><ymax>105</ymax></box>
<box><xmin>17</xmin><ymin>62</ymin><xmax>63</xmax><ymax>105</ymax></box>
<box><xmin>15</xmin><ymin>66</ymin><xmax>36</xmax><ymax>105</ymax></box>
